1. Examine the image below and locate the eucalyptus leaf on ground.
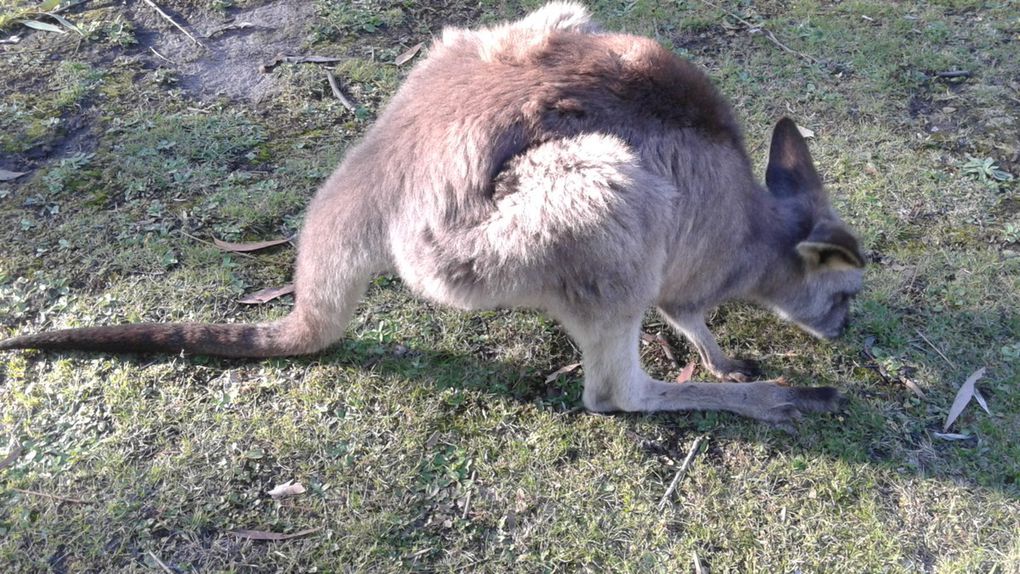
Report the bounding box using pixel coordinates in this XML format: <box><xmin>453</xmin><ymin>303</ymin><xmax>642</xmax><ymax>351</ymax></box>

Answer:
<box><xmin>545</xmin><ymin>362</ymin><xmax>581</xmax><ymax>383</ymax></box>
<box><xmin>395</xmin><ymin>42</ymin><xmax>423</xmax><ymax>66</ymax></box>
<box><xmin>213</xmin><ymin>236</ymin><xmax>293</xmax><ymax>252</ymax></box>
<box><xmin>676</xmin><ymin>361</ymin><xmax>697</xmax><ymax>383</ymax></box>
<box><xmin>943</xmin><ymin>367</ymin><xmax>987</xmax><ymax>432</ymax></box>
<box><xmin>48</xmin><ymin>13</ymin><xmax>82</xmax><ymax>35</ymax></box>
<box><xmin>238</xmin><ymin>284</ymin><xmax>295</xmax><ymax>304</ymax></box>
<box><xmin>20</xmin><ymin>20</ymin><xmax>66</xmax><ymax>34</ymax></box>
<box><xmin>0</xmin><ymin>169</ymin><xmax>28</xmax><ymax>181</ymax></box>
<box><xmin>973</xmin><ymin>387</ymin><xmax>990</xmax><ymax>414</ymax></box>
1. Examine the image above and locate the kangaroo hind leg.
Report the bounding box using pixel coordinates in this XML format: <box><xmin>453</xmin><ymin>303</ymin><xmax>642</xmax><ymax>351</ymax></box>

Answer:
<box><xmin>563</xmin><ymin>313</ymin><xmax>842</xmax><ymax>425</ymax></box>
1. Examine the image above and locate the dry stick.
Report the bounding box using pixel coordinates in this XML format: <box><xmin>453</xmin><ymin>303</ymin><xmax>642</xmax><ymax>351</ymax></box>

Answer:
<box><xmin>149</xmin><ymin>46</ymin><xmax>175</xmax><ymax>65</ymax></box>
<box><xmin>141</xmin><ymin>0</ymin><xmax>206</xmax><ymax>49</ymax></box>
<box><xmin>326</xmin><ymin>71</ymin><xmax>358</xmax><ymax>113</ymax></box>
<box><xmin>147</xmin><ymin>551</ymin><xmax>175</xmax><ymax>574</ymax></box>
<box><xmin>697</xmin><ymin>0</ymin><xmax>817</xmax><ymax>64</ymax></box>
<box><xmin>657</xmin><ymin>435</ymin><xmax>707</xmax><ymax>511</ymax></box>
<box><xmin>693</xmin><ymin>550</ymin><xmax>707</xmax><ymax>574</ymax></box>
<box><xmin>11</xmin><ymin>487</ymin><xmax>90</xmax><ymax>504</ymax></box>
<box><xmin>935</xmin><ymin>70</ymin><xmax>972</xmax><ymax>79</ymax></box>
<box><xmin>52</xmin><ymin>0</ymin><xmax>92</xmax><ymax>15</ymax></box>
<box><xmin>915</xmin><ymin>328</ymin><xmax>957</xmax><ymax>369</ymax></box>
<box><xmin>462</xmin><ymin>470</ymin><xmax>476</xmax><ymax>520</ymax></box>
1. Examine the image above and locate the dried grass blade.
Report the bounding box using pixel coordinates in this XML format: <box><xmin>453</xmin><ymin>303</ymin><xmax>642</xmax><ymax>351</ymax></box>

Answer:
<box><xmin>229</xmin><ymin>526</ymin><xmax>321</xmax><ymax>541</ymax></box>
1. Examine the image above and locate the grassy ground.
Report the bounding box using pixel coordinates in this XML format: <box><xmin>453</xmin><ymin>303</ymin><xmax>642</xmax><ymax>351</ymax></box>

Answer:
<box><xmin>1</xmin><ymin>0</ymin><xmax>1018</xmax><ymax>572</ymax></box>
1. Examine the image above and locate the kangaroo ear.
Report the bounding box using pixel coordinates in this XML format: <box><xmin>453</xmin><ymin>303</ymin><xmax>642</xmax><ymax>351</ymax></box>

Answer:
<box><xmin>766</xmin><ymin>118</ymin><xmax>822</xmax><ymax>198</ymax></box>
<box><xmin>796</xmin><ymin>220</ymin><xmax>866</xmax><ymax>270</ymax></box>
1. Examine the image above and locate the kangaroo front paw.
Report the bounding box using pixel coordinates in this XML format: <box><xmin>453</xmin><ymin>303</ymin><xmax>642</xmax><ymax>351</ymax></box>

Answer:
<box><xmin>709</xmin><ymin>358</ymin><xmax>761</xmax><ymax>382</ymax></box>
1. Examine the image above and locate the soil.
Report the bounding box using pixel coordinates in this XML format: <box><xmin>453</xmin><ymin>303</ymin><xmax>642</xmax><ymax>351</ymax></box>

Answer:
<box><xmin>126</xmin><ymin>0</ymin><xmax>318</xmax><ymax>102</ymax></box>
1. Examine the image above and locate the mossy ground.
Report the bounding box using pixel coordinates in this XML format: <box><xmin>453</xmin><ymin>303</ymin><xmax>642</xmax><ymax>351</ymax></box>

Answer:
<box><xmin>1</xmin><ymin>0</ymin><xmax>1018</xmax><ymax>572</ymax></box>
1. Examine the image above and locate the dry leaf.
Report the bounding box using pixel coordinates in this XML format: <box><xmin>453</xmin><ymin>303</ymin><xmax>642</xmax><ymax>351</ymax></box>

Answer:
<box><xmin>21</xmin><ymin>20</ymin><xmax>66</xmax><ymax>34</ymax></box>
<box><xmin>902</xmin><ymin>378</ymin><xmax>926</xmax><ymax>399</ymax></box>
<box><xmin>48</xmin><ymin>13</ymin><xmax>82</xmax><ymax>35</ymax></box>
<box><xmin>395</xmin><ymin>42</ymin><xmax>423</xmax><ymax>66</ymax></box>
<box><xmin>797</xmin><ymin>125</ymin><xmax>816</xmax><ymax>138</ymax></box>
<box><xmin>213</xmin><ymin>236</ymin><xmax>292</xmax><ymax>253</ymax></box>
<box><xmin>229</xmin><ymin>526</ymin><xmax>321</xmax><ymax>541</ymax></box>
<box><xmin>0</xmin><ymin>442</ymin><xmax>22</xmax><ymax>471</ymax></box>
<box><xmin>676</xmin><ymin>361</ymin><xmax>697</xmax><ymax>383</ymax></box>
<box><xmin>973</xmin><ymin>387</ymin><xmax>990</xmax><ymax>414</ymax></box>
<box><xmin>0</xmin><ymin>169</ymin><xmax>27</xmax><ymax>181</ymax></box>
<box><xmin>933</xmin><ymin>432</ymin><xmax>971</xmax><ymax>441</ymax></box>
<box><xmin>268</xmin><ymin>480</ymin><xmax>306</xmax><ymax>499</ymax></box>
<box><xmin>640</xmin><ymin>331</ymin><xmax>677</xmax><ymax>363</ymax></box>
<box><xmin>545</xmin><ymin>362</ymin><xmax>581</xmax><ymax>383</ymax></box>
<box><xmin>239</xmin><ymin>284</ymin><xmax>295</xmax><ymax>304</ymax></box>
<box><xmin>943</xmin><ymin>367</ymin><xmax>986</xmax><ymax>432</ymax></box>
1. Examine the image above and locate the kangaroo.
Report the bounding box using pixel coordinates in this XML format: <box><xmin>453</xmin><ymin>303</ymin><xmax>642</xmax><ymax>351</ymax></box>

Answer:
<box><xmin>0</xmin><ymin>3</ymin><xmax>864</xmax><ymax>425</ymax></box>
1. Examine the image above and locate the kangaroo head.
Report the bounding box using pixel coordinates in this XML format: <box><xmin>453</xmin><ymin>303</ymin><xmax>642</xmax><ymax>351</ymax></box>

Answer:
<box><xmin>755</xmin><ymin>118</ymin><xmax>865</xmax><ymax>340</ymax></box>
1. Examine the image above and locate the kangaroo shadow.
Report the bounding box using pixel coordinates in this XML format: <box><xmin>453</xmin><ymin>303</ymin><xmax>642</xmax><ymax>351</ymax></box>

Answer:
<box><xmin>314</xmin><ymin>304</ymin><xmax>1018</xmax><ymax>502</ymax></box>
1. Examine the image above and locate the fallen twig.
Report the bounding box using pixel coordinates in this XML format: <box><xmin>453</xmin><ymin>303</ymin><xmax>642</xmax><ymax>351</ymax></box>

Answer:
<box><xmin>141</xmin><ymin>0</ymin><xmax>206</xmax><ymax>49</ymax></box>
<box><xmin>52</xmin><ymin>0</ymin><xmax>92</xmax><ymax>15</ymax></box>
<box><xmin>11</xmin><ymin>487</ymin><xmax>90</xmax><ymax>504</ymax></box>
<box><xmin>915</xmin><ymin>328</ymin><xmax>956</xmax><ymax>369</ymax></box>
<box><xmin>207</xmin><ymin>21</ymin><xmax>256</xmax><ymax>38</ymax></box>
<box><xmin>260</xmin><ymin>54</ymin><xmax>343</xmax><ymax>73</ymax></box>
<box><xmin>229</xmin><ymin>526</ymin><xmax>322</xmax><ymax>541</ymax></box>
<box><xmin>693</xmin><ymin>550</ymin><xmax>707</xmax><ymax>574</ymax></box>
<box><xmin>326</xmin><ymin>71</ymin><xmax>358</xmax><ymax>113</ymax></box>
<box><xmin>657</xmin><ymin>435</ymin><xmax>707</xmax><ymax>510</ymax></box>
<box><xmin>935</xmin><ymin>70</ymin><xmax>972</xmax><ymax>79</ymax></box>
<box><xmin>697</xmin><ymin>0</ymin><xmax>817</xmax><ymax>64</ymax></box>
<box><xmin>147</xmin><ymin>550</ymin><xmax>174</xmax><ymax>574</ymax></box>
<box><xmin>149</xmin><ymin>45</ymin><xmax>175</xmax><ymax>65</ymax></box>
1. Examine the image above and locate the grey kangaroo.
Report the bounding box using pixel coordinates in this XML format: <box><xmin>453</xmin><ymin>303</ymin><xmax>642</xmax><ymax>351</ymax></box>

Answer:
<box><xmin>0</xmin><ymin>3</ymin><xmax>865</xmax><ymax>425</ymax></box>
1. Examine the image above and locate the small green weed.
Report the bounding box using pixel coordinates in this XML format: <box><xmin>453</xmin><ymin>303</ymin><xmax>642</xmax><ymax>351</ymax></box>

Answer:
<box><xmin>961</xmin><ymin>156</ymin><xmax>1014</xmax><ymax>184</ymax></box>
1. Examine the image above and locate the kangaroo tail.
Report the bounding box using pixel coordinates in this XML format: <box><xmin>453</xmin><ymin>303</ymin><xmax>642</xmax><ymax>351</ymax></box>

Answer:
<box><xmin>0</xmin><ymin>313</ymin><xmax>322</xmax><ymax>358</ymax></box>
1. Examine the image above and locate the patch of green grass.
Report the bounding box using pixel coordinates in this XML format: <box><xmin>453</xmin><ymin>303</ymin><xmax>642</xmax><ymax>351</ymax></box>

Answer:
<box><xmin>0</xmin><ymin>60</ymin><xmax>104</xmax><ymax>153</ymax></box>
<box><xmin>1</xmin><ymin>0</ymin><xmax>1019</xmax><ymax>572</ymax></box>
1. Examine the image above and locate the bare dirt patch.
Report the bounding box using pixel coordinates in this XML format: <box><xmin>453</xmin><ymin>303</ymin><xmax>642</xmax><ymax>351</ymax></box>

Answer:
<box><xmin>129</xmin><ymin>0</ymin><xmax>317</xmax><ymax>102</ymax></box>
